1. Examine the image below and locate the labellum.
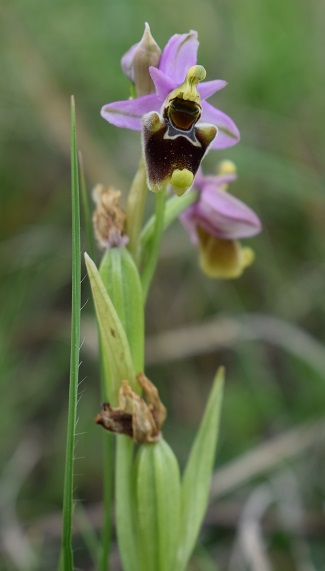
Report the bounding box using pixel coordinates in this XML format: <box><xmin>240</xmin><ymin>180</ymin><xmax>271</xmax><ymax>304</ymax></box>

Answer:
<box><xmin>142</xmin><ymin>66</ymin><xmax>217</xmax><ymax>195</ymax></box>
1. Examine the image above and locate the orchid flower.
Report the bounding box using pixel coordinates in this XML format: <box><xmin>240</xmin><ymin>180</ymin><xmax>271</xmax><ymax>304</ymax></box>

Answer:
<box><xmin>101</xmin><ymin>29</ymin><xmax>240</xmax><ymax>151</ymax></box>
<box><xmin>180</xmin><ymin>165</ymin><xmax>262</xmax><ymax>278</ymax></box>
<box><xmin>142</xmin><ymin>65</ymin><xmax>218</xmax><ymax>194</ymax></box>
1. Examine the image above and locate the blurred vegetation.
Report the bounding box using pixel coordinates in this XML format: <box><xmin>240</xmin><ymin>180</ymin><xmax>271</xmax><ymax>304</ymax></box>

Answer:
<box><xmin>0</xmin><ymin>0</ymin><xmax>324</xmax><ymax>569</ymax></box>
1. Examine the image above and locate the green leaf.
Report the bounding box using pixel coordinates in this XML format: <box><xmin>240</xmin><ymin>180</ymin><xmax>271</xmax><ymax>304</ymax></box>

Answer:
<box><xmin>84</xmin><ymin>252</ymin><xmax>135</xmax><ymax>405</ymax></box>
<box><xmin>60</xmin><ymin>96</ymin><xmax>81</xmax><ymax>571</ymax></box>
<box><xmin>96</xmin><ymin>248</ymin><xmax>145</xmax><ymax>571</ymax></box>
<box><xmin>98</xmin><ymin>248</ymin><xmax>144</xmax><ymax>571</ymax></box>
<box><xmin>86</xmin><ymin>251</ymin><xmax>141</xmax><ymax>570</ymax></box>
<box><xmin>135</xmin><ymin>439</ymin><xmax>181</xmax><ymax>571</ymax></box>
<box><xmin>99</xmin><ymin>434</ymin><xmax>114</xmax><ymax>571</ymax></box>
<box><xmin>177</xmin><ymin>368</ymin><xmax>224</xmax><ymax>571</ymax></box>
<box><xmin>99</xmin><ymin>247</ymin><xmax>144</xmax><ymax>373</ymax></box>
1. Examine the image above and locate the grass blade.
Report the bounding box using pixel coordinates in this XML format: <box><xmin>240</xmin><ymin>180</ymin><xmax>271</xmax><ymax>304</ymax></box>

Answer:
<box><xmin>60</xmin><ymin>96</ymin><xmax>81</xmax><ymax>570</ymax></box>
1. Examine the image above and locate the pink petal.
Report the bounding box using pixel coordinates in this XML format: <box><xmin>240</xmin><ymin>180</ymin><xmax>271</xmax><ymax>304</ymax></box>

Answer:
<box><xmin>196</xmin><ymin>173</ymin><xmax>237</xmax><ymax>189</ymax></box>
<box><xmin>197</xmin><ymin>186</ymin><xmax>261</xmax><ymax>239</ymax></box>
<box><xmin>198</xmin><ymin>80</ymin><xmax>228</xmax><ymax>100</ymax></box>
<box><xmin>149</xmin><ymin>67</ymin><xmax>175</xmax><ymax>102</ymax></box>
<box><xmin>159</xmin><ymin>31</ymin><xmax>199</xmax><ymax>84</ymax></box>
<box><xmin>101</xmin><ymin>94</ymin><xmax>160</xmax><ymax>130</ymax></box>
<box><xmin>121</xmin><ymin>43</ymin><xmax>138</xmax><ymax>82</ymax></box>
<box><xmin>201</xmin><ymin>101</ymin><xmax>240</xmax><ymax>149</ymax></box>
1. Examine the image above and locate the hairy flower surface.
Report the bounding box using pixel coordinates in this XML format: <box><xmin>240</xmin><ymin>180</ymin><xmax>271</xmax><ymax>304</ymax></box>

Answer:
<box><xmin>101</xmin><ymin>30</ymin><xmax>239</xmax><ymax>150</ymax></box>
<box><xmin>180</xmin><ymin>168</ymin><xmax>261</xmax><ymax>278</ymax></box>
<box><xmin>142</xmin><ymin>65</ymin><xmax>218</xmax><ymax>194</ymax></box>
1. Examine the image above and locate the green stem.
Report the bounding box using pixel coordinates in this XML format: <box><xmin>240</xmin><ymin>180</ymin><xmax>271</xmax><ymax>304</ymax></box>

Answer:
<box><xmin>126</xmin><ymin>156</ymin><xmax>148</xmax><ymax>263</ymax></box>
<box><xmin>141</xmin><ymin>188</ymin><xmax>166</xmax><ymax>301</ymax></box>
<box><xmin>140</xmin><ymin>190</ymin><xmax>198</xmax><ymax>267</ymax></box>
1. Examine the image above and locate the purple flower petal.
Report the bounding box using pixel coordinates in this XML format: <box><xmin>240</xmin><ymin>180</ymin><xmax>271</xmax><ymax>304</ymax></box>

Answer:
<box><xmin>196</xmin><ymin>173</ymin><xmax>237</xmax><ymax>190</ymax></box>
<box><xmin>159</xmin><ymin>31</ymin><xmax>199</xmax><ymax>84</ymax></box>
<box><xmin>196</xmin><ymin>185</ymin><xmax>261</xmax><ymax>239</ymax></box>
<box><xmin>198</xmin><ymin>80</ymin><xmax>228</xmax><ymax>100</ymax></box>
<box><xmin>121</xmin><ymin>43</ymin><xmax>138</xmax><ymax>82</ymax></box>
<box><xmin>201</xmin><ymin>101</ymin><xmax>240</xmax><ymax>149</ymax></box>
<box><xmin>101</xmin><ymin>94</ymin><xmax>160</xmax><ymax>130</ymax></box>
<box><xmin>149</xmin><ymin>67</ymin><xmax>175</xmax><ymax>101</ymax></box>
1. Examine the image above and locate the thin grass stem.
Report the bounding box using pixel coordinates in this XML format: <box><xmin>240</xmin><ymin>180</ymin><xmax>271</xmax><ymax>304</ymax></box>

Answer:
<box><xmin>60</xmin><ymin>96</ymin><xmax>81</xmax><ymax>570</ymax></box>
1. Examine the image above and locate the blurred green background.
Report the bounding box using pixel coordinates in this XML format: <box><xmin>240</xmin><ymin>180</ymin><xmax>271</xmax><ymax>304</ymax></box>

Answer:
<box><xmin>1</xmin><ymin>0</ymin><xmax>325</xmax><ymax>569</ymax></box>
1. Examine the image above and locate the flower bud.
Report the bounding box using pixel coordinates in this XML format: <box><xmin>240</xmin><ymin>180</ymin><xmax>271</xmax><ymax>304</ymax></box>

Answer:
<box><xmin>216</xmin><ymin>160</ymin><xmax>237</xmax><ymax>191</ymax></box>
<box><xmin>121</xmin><ymin>23</ymin><xmax>161</xmax><ymax>97</ymax></box>
<box><xmin>217</xmin><ymin>159</ymin><xmax>237</xmax><ymax>176</ymax></box>
<box><xmin>92</xmin><ymin>184</ymin><xmax>128</xmax><ymax>249</ymax></box>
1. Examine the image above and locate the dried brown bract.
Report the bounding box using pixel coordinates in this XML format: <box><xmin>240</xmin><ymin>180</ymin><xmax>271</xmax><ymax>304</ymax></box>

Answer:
<box><xmin>92</xmin><ymin>184</ymin><xmax>128</xmax><ymax>249</ymax></box>
<box><xmin>96</xmin><ymin>373</ymin><xmax>167</xmax><ymax>444</ymax></box>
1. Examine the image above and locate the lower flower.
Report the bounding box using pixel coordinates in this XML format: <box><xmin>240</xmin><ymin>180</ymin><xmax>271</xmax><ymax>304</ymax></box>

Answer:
<box><xmin>180</xmin><ymin>163</ymin><xmax>262</xmax><ymax>278</ymax></box>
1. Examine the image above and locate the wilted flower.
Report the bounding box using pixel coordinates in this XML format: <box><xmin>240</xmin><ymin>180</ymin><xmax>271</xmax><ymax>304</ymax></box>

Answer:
<box><xmin>96</xmin><ymin>373</ymin><xmax>167</xmax><ymax>444</ymax></box>
<box><xmin>180</xmin><ymin>165</ymin><xmax>261</xmax><ymax>278</ymax></box>
<box><xmin>101</xmin><ymin>29</ymin><xmax>239</xmax><ymax>150</ymax></box>
<box><xmin>92</xmin><ymin>184</ymin><xmax>128</xmax><ymax>249</ymax></box>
